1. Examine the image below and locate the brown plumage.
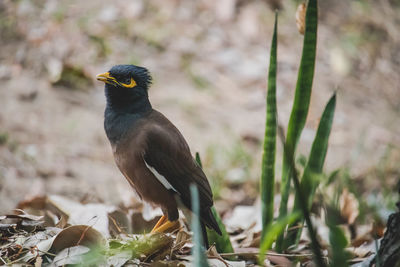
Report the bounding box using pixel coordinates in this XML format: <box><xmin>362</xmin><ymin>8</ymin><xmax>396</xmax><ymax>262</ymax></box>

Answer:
<box><xmin>97</xmin><ymin>65</ymin><xmax>221</xmax><ymax>246</ymax></box>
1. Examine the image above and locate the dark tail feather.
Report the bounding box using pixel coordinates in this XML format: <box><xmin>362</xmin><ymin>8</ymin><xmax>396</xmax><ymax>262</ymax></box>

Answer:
<box><xmin>200</xmin><ymin>221</ymin><xmax>209</xmax><ymax>249</ymax></box>
<box><xmin>202</xmin><ymin>208</ymin><xmax>222</xmax><ymax>235</ymax></box>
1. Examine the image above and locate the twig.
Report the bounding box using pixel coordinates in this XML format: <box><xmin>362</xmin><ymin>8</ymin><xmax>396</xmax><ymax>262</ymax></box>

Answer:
<box><xmin>219</xmin><ymin>251</ymin><xmax>314</xmax><ymax>258</ymax></box>
<box><xmin>207</xmin><ymin>256</ymin><xmax>230</xmax><ymax>267</ymax></box>
<box><xmin>36</xmin><ymin>248</ymin><xmax>57</xmax><ymax>257</ymax></box>
<box><xmin>76</xmin><ymin>225</ymin><xmax>92</xmax><ymax>246</ymax></box>
<box><xmin>172</xmin><ymin>237</ymin><xmax>192</xmax><ymax>251</ymax></box>
<box><xmin>107</xmin><ymin>214</ymin><xmax>125</xmax><ymax>234</ymax></box>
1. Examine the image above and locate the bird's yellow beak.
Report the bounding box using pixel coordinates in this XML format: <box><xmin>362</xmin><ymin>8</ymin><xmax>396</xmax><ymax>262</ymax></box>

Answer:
<box><xmin>96</xmin><ymin>72</ymin><xmax>116</xmax><ymax>84</ymax></box>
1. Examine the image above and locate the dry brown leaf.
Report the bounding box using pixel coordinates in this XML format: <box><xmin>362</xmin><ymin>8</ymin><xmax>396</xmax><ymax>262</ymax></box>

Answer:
<box><xmin>346</xmin><ymin>243</ymin><xmax>374</xmax><ymax>259</ymax></box>
<box><xmin>48</xmin><ymin>195</ymin><xmax>116</xmax><ymax>237</ymax></box>
<box><xmin>239</xmin><ymin>230</ymin><xmax>260</xmax><ymax>248</ymax></box>
<box><xmin>351</xmin><ymin>225</ymin><xmax>374</xmax><ymax>247</ymax></box>
<box><xmin>340</xmin><ymin>189</ymin><xmax>359</xmax><ymax>225</ymax></box>
<box><xmin>174</xmin><ymin>230</ymin><xmax>191</xmax><ymax>252</ymax></box>
<box><xmin>9</xmin><ymin>210</ymin><xmax>44</xmax><ymax>221</ymax></box>
<box><xmin>16</xmin><ymin>196</ymin><xmax>70</xmax><ymax>227</ymax></box>
<box><xmin>249</xmin><ymin>231</ymin><xmax>261</xmax><ymax>248</ymax></box>
<box><xmin>296</xmin><ymin>2</ymin><xmax>306</xmax><ymax>35</ymax></box>
<box><xmin>50</xmin><ymin>225</ymin><xmax>105</xmax><ymax>253</ymax></box>
<box><xmin>17</xmin><ymin>196</ymin><xmax>48</xmax><ymax>211</ymax></box>
<box><xmin>267</xmin><ymin>254</ymin><xmax>292</xmax><ymax>267</ymax></box>
<box><xmin>54</xmin><ymin>211</ymin><xmax>69</xmax><ymax>229</ymax></box>
<box><xmin>34</xmin><ymin>256</ymin><xmax>43</xmax><ymax>267</ymax></box>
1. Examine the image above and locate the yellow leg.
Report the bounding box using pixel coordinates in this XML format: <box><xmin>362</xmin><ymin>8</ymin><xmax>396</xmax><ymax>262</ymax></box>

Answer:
<box><xmin>151</xmin><ymin>216</ymin><xmax>180</xmax><ymax>233</ymax></box>
<box><xmin>151</xmin><ymin>215</ymin><xmax>167</xmax><ymax>233</ymax></box>
<box><xmin>152</xmin><ymin>220</ymin><xmax>180</xmax><ymax>233</ymax></box>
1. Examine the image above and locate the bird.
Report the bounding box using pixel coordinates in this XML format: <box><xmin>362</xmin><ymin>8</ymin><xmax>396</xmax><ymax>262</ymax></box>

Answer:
<box><xmin>96</xmin><ymin>64</ymin><xmax>221</xmax><ymax>246</ymax></box>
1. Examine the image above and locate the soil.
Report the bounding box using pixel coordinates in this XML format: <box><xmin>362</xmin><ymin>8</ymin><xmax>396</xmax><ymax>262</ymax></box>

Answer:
<box><xmin>0</xmin><ymin>0</ymin><xmax>399</xmax><ymax>213</ymax></box>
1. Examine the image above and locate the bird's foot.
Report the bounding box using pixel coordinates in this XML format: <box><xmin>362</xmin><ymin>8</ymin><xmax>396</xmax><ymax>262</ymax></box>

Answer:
<box><xmin>151</xmin><ymin>215</ymin><xmax>180</xmax><ymax>233</ymax></box>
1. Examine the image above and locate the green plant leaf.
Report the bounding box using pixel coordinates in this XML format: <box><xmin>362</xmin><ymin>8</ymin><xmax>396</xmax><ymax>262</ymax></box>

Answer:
<box><xmin>287</xmin><ymin>93</ymin><xmax>336</xmax><ymax>245</ymax></box>
<box><xmin>276</xmin><ymin>0</ymin><xmax>318</xmax><ymax>252</ymax></box>
<box><xmin>329</xmin><ymin>225</ymin><xmax>350</xmax><ymax>267</ymax></box>
<box><xmin>206</xmin><ymin>207</ymin><xmax>234</xmax><ymax>256</ymax></box>
<box><xmin>195</xmin><ymin>152</ymin><xmax>203</xmax><ymax>168</ymax></box>
<box><xmin>261</xmin><ymin>11</ymin><xmax>278</xmax><ymax>242</ymax></box>
<box><xmin>277</xmin><ymin>126</ymin><xmax>326</xmax><ymax>267</ymax></box>
<box><xmin>258</xmin><ymin>212</ymin><xmax>300</xmax><ymax>265</ymax></box>
<box><xmin>327</xmin><ymin>206</ymin><xmax>351</xmax><ymax>267</ymax></box>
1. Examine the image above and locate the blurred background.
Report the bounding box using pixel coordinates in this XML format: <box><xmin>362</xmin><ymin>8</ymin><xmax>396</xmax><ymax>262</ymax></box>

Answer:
<box><xmin>0</xmin><ymin>0</ymin><xmax>399</xmax><ymax>218</ymax></box>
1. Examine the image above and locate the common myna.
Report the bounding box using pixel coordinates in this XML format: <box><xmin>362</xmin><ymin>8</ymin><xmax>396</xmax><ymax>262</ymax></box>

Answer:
<box><xmin>96</xmin><ymin>65</ymin><xmax>221</xmax><ymax>246</ymax></box>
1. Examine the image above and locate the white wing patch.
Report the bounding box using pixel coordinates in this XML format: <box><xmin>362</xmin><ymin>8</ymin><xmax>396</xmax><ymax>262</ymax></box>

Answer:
<box><xmin>144</xmin><ymin>159</ymin><xmax>178</xmax><ymax>192</ymax></box>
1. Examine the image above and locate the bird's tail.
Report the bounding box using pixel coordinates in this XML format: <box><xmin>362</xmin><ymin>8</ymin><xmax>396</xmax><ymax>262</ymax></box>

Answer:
<box><xmin>200</xmin><ymin>208</ymin><xmax>222</xmax><ymax>248</ymax></box>
<box><xmin>200</xmin><ymin>221</ymin><xmax>209</xmax><ymax>249</ymax></box>
<box><xmin>201</xmin><ymin>207</ymin><xmax>222</xmax><ymax>235</ymax></box>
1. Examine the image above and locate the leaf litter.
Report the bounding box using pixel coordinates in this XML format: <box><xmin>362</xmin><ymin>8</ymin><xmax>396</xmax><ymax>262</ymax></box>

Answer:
<box><xmin>0</xmin><ymin>190</ymin><xmax>382</xmax><ymax>266</ymax></box>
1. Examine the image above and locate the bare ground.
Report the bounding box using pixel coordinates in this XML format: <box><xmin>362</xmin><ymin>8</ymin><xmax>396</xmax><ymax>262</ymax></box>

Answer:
<box><xmin>0</xmin><ymin>0</ymin><xmax>399</xmax><ymax>213</ymax></box>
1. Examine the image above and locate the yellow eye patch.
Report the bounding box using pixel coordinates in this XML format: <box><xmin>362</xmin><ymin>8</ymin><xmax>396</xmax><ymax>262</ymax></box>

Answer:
<box><xmin>119</xmin><ymin>78</ymin><xmax>137</xmax><ymax>88</ymax></box>
<box><xmin>96</xmin><ymin>72</ymin><xmax>137</xmax><ymax>88</ymax></box>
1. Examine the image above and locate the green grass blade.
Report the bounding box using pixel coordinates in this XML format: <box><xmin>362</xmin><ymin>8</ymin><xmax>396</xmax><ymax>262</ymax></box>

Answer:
<box><xmin>206</xmin><ymin>207</ymin><xmax>234</xmax><ymax>255</ymax></box>
<box><xmin>276</xmin><ymin>0</ymin><xmax>318</xmax><ymax>251</ymax></box>
<box><xmin>195</xmin><ymin>152</ymin><xmax>234</xmax><ymax>255</ymax></box>
<box><xmin>277</xmin><ymin>126</ymin><xmax>326</xmax><ymax>267</ymax></box>
<box><xmin>328</xmin><ymin>224</ymin><xmax>350</xmax><ymax>267</ymax></box>
<box><xmin>258</xmin><ymin>212</ymin><xmax>300</xmax><ymax>265</ymax></box>
<box><xmin>326</xmin><ymin>205</ymin><xmax>351</xmax><ymax>267</ymax></box>
<box><xmin>190</xmin><ymin>184</ymin><xmax>210</xmax><ymax>267</ymax></box>
<box><xmin>195</xmin><ymin>152</ymin><xmax>202</xmax><ymax>168</ymax></box>
<box><xmin>287</xmin><ymin>93</ymin><xmax>336</xmax><ymax>245</ymax></box>
<box><xmin>261</xmin><ymin>11</ymin><xmax>278</xmax><ymax>242</ymax></box>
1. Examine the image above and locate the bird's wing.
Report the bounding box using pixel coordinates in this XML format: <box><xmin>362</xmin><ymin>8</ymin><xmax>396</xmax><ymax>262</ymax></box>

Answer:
<box><xmin>142</xmin><ymin>113</ymin><xmax>213</xmax><ymax>211</ymax></box>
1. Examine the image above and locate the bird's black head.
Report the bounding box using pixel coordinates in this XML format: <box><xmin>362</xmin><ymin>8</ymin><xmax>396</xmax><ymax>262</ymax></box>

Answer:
<box><xmin>97</xmin><ymin>64</ymin><xmax>152</xmax><ymax>91</ymax></box>
<box><xmin>97</xmin><ymin>65</ymin><xmax>152</xmax><ymax>114</ymax></box>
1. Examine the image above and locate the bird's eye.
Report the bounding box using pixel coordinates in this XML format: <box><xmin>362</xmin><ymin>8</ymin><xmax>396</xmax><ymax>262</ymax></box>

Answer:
<box><xmin>118</xmin><ymin>77</ymin><xmax>137</xmax><ymax>88</ymax></box>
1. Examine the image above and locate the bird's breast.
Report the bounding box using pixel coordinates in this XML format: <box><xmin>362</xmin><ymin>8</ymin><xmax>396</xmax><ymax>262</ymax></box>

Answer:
<box><xmin>104</xmin><ymin>108</ymin><xmax>143</xmax><ymax>145</ymax></box>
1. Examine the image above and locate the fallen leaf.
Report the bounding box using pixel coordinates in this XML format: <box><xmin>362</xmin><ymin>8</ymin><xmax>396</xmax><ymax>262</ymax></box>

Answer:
<box><xmin>52</xmin><ymin>245</ymin><xmax>90</xmax><ymax>266</ymax></box>
<box><xmin>225</xmin><ymin>204</ymin><xmax>261</xmax><ymax>231</ymax></box>
<box><xmin>340</xmin><ymin>189</ymin><xmax>359</xmax><ymax>225</ymax></box>
<box><xmin>23</xmin><ymin>227</ymin><xmax>61</xmax><ymax>248</ymax></box>
<box><xmin>34</xmin><ymin>256</ymin><xmax>43</xmax><ymax>267</ymax></box>
<box><xmin>8</xmin><ymin>210</ymin><xmax>44</xmax><ymax>221</ymax></box>
<box><xmin>174</xmin><ymin>230</ymin><xmax>191</xmax><ymax>252</ymax></box>
<box><xmin>267</xmin><ymin>254</ymin><xmax>292</xmax><ymax>267</ymax></box>
<box><xmin>48</xmin><ymin>195</ymin><xmax>116</xmax><ymax>237</ymax></box>
<box><xmin>296</xmin><ymin>2</ymin><xmax>306</xmax><ymax>35</ymax></box>
<box><xmin>50</xmin><ymin>225</ymin><xmax>105</xmax><ymax>253</ymax></box>
<box><xmin>17</xmin><ymin>196</ymin><xmax>48</xmax><ymax>210</ymax></box>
